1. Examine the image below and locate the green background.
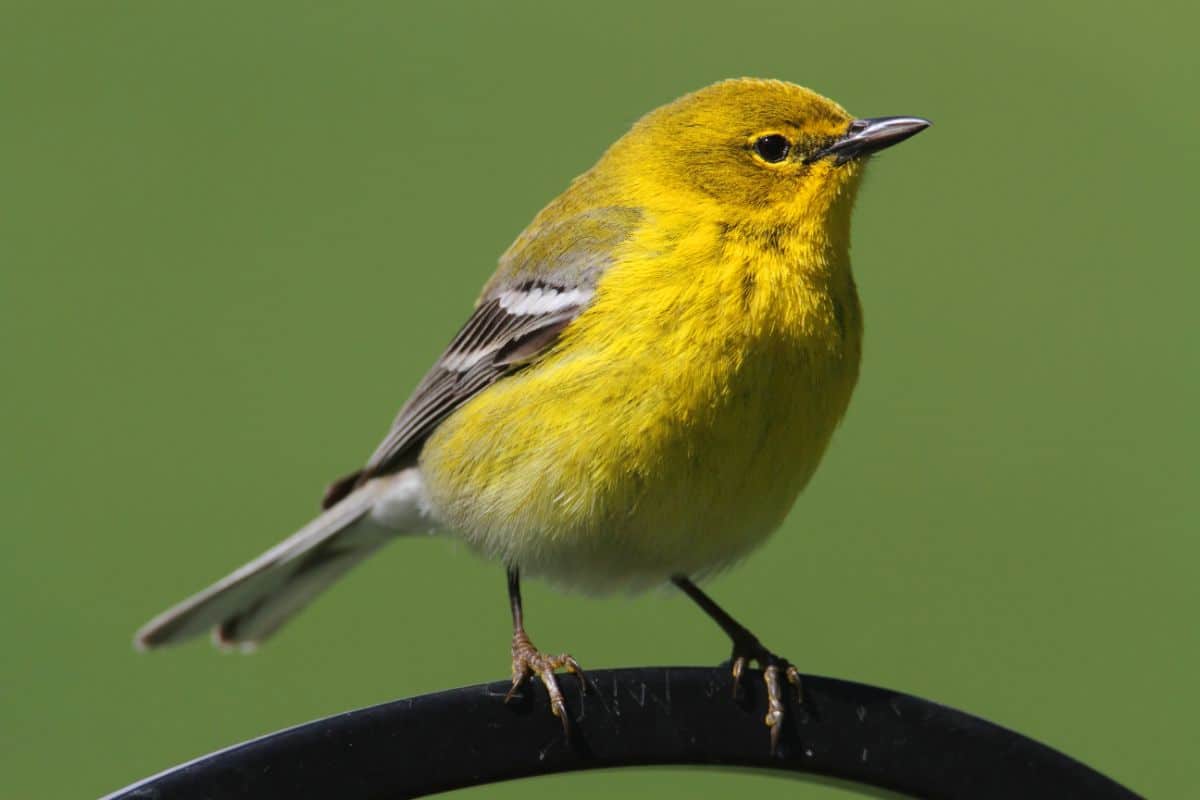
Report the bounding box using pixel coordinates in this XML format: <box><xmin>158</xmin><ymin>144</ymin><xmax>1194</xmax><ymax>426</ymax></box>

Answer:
<box><xmin>2</xmin><ymin>2</ymin><xmax>1195</xmax><ymax>797</ymax></box>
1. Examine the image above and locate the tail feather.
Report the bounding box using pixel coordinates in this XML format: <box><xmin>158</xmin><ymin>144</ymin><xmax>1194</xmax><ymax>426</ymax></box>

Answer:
<box><xmin>135</xmin><ymin>474</ymin><xmax>416</xmax><ymax>650</ymax></box>
<box><xmin>212</xmin><ymin>539</ymin><xmax>385</xmax><ymax>648</ymax></box>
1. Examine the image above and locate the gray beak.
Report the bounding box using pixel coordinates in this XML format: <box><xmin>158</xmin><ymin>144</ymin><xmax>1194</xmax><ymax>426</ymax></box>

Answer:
<box><xmin>806</xmin><ymin>116</ymin><xmax>931</xmax><ymax>165</ymax></box>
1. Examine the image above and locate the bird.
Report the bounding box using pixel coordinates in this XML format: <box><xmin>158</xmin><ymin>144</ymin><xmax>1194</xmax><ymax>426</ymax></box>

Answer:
<box><xmin>135</xmin><ymin>78</ymin><xmax>929</xmax><ymax>751</ymax></box>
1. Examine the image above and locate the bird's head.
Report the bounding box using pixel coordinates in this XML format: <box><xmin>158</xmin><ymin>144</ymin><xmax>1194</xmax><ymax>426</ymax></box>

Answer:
<box><xmin>608</xmin><ymin>78</ymin><xmax>929</xmax><ymax>230</ymax></box>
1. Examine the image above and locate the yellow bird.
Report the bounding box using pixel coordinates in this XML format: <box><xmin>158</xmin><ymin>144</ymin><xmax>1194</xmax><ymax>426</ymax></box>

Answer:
<box><xmin>136</xmin><ymin>78</ymin><xmax>929</xmax><ymax>750</ymax></box>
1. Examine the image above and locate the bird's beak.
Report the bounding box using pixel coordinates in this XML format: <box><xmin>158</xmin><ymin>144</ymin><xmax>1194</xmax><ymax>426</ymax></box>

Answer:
<box><xmin>806</xmin><ymin>116</ymin><xmax>931</xmax><ymax>165</ymax></box>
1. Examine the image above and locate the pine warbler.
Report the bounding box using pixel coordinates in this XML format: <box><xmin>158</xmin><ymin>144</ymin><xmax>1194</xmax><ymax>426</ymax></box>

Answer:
<box><xmin>136</xmin><ymin>78</ymin><xmax>929</xmax><ymax>749</ymax></box>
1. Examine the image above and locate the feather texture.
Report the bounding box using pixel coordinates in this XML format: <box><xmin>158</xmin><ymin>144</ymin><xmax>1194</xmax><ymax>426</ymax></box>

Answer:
<box><xmin>324</xmin><ymin>207</ymin><xmax>643</xmax><ymax>508</ymax></box>
<box><xmin>136</xmin><ymin>469</ymin><xmax>432</xmax><ymax>648</ymax></box>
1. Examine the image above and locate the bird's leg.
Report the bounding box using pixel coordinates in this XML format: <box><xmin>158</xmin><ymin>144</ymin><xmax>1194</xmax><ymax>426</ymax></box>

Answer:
<box><xmin>503</xmin><ymin>567</ymin><xmax>585</xmax><ymax>735</ymax></box>
<box><xmin>672</xmin><ymin>575</ymin><xmax>801</xmax><ymax>753</ymax></box>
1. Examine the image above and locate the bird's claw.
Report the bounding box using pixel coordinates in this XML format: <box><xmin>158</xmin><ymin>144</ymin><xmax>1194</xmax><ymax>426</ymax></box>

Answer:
<box><xmin>505</xmin><ymin>630</ymin><xmax>585</xmax><ymax>736</ymax></box>
<box><xmin>729</xmin><ymin>638</ymin><xmax>803</xmax><ymax>754</ymax></box>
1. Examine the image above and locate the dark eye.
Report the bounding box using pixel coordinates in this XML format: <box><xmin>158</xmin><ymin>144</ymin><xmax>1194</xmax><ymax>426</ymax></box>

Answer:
<box><xmin>753</xmin><ymin>134</ymin><xmax>791</xmax><ymax>163</ymax></box>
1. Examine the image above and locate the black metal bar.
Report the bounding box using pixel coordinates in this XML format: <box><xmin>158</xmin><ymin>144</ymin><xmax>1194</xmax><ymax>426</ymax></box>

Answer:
<box><xmin>102</xmin><ymin>666</ymin><xmax>1141</xmax><ymax>800</ymax></box>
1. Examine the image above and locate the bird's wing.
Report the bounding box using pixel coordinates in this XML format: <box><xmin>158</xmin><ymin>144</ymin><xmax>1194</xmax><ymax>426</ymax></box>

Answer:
<box><xmin>322</xmin><ymin>206</ymin><xmax>642</xmax><ymax>509</ymax></box>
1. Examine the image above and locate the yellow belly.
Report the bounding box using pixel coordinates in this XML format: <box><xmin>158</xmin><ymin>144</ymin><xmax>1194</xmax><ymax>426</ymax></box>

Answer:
<box><xmin>420</xmin><ymin>233</ymin><xmax>862</xmax><ymax>591</ymax></box>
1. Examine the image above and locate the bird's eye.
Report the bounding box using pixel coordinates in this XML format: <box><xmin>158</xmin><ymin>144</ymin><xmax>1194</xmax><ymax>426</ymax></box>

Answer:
<box><xmin>753</xmin><ymin>134</ymin><xmax>791</xmax><ymax>163</ymax></box>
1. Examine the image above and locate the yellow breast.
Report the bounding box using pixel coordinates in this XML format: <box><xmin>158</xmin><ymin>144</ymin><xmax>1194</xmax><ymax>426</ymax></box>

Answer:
<box><xmin>420</xmin><ymin>211</ymin><xmax>862</xmax><ymax>592</ymax></box>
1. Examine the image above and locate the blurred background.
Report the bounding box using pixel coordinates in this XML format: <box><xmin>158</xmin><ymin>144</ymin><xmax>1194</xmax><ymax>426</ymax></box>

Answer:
<box><xmin>2</xmin><ymin>2</ymin><xmax>1195</xmax><ymax>797</ymax></box>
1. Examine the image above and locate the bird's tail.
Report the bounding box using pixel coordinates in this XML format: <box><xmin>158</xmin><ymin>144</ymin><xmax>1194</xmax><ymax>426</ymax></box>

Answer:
<box><xmin>135</xmin><ymin>470</ymin><xmax>427</xmax><ymax>651</ymax></box>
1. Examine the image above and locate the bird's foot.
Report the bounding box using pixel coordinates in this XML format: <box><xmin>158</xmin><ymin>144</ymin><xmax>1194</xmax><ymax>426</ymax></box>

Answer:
<box><xmin>505</xmin><ymin>630</ymin><xmax>585</xmax><ymax>735</ymax></box>
<box><xmin>729</xmin><ymin>634</ymin><xmax>802</xmax><ymax>754</ymax></box>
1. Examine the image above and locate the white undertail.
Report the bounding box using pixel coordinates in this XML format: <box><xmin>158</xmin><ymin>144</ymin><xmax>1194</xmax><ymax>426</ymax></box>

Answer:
<box><xmin>135</xmin><ymin>469</ymin><xmax>434</xmax><ymax>650</ymax></box>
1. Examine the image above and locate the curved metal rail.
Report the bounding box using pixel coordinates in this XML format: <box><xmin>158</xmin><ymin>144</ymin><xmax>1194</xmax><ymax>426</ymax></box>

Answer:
<box><xmin>104</xmin><ymin>666</ymin><xmax>1141</xmax><ymax>799</ymax></box>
